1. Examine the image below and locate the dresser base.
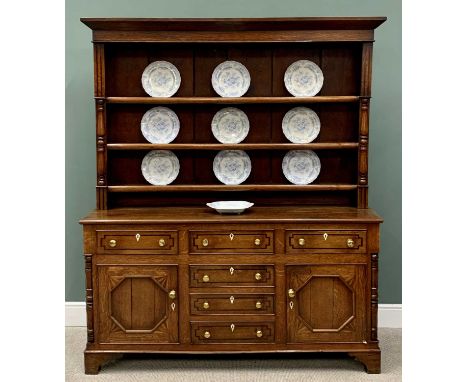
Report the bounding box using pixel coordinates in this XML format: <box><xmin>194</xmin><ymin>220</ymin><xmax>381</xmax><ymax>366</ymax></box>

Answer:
<box><xmin>84</xmin><ymin>348</ymin><xmax>381</xmax><ymax>374</ymax></box>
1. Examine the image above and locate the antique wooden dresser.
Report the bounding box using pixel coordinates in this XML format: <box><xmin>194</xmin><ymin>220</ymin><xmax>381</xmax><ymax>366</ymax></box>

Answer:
<box><xmin>80</xmin><ymin>17</ymin><xmax>385</xmax><ymax>374</ymax></box>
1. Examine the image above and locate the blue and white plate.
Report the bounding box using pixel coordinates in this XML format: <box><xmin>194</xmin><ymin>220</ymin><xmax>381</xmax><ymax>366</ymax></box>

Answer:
<box><xmin>141</xmin><ymin>61</ymin><xmax>181</xmax><ymax>97</ymax></box>
<box><xmin>282</xmin><ymin>107</ymin><xmax>320</xmax><ymax>143</ymax></box>
<box><xmin>284</xmin><ymin>60</ymin><xmax>324</xmax><ymax>97</ymax></box>
<box><xmin>141</xmin><ymin>150</ymin><xmax>180</xmax><ymax>185</ymax></box>
<box><xmin>141</xmin><ymin>107</ymin><xmax>180</xmax><ymax>143</ymax></box>
<box><xmin>211</xmin><ymin>107</ymin><xmax>250</xmax><ymax>143</ymax></box>
<box><xmin>282</xmin><ymin>150</ymin><xmax>321</xmax><ymax>185</ymax></box>
<box><xmin>213</xmin><ymin>150</ymin><xmax>251</xmax><ymax>185</ymax></box>
<box><xmin>211</xmin><ymin>61</ymin><xmax>250</xmax><ymax>97</ymax></box>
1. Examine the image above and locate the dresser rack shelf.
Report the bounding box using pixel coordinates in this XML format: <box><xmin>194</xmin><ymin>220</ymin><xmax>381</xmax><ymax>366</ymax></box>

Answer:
<box><xmin>105</xmin><ymin>96</ymin><xmax>360</xmax><ymax>105</ymax></box>
<box><xmin>107</xmin><ymin>143</ymin><xmax>359</xmax><ymax>151</ymax></box>
<box><xmin>107</xmin><ymin>184</ymin><xmax>358</xmax><ymax>192</ymax></box>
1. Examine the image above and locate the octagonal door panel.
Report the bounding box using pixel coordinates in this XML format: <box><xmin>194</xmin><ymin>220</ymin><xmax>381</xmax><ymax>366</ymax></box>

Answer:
<box><xmin>97</xmin><ymin>265</ymin><xmax>178</xmax><ymax>344</ymax></box>
<box><xmin>286</xmin><ymin>264</ymin><xmax>367</xmax><ymax>343</ymax></box>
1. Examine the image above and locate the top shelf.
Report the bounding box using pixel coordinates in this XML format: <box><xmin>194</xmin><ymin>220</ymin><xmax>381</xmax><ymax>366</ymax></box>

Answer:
<box><xmin>105</xmin><ymin>96</ymin><xmax>360</xmax><ymax>105</ymax></box>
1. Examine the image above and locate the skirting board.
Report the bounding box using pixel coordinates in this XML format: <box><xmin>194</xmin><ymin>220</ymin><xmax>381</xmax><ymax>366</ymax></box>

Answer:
<box><xmin>65</xmin><ymin>302</ymin><xmax>402</xmax><ymax>328</ymax></box>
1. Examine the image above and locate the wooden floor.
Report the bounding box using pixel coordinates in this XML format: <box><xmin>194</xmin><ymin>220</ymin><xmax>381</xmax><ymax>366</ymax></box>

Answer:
<box><xmin>66</xmin><ymin>327</ymin><xmax>401</xmax><ymax>381</ymax></box>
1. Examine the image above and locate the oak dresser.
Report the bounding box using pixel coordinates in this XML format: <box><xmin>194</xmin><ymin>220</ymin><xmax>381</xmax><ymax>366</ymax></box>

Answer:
<box><xmin>80</xmin><ymin>17</ymin><xmax>385</xmax><ymax>374</ymax></box>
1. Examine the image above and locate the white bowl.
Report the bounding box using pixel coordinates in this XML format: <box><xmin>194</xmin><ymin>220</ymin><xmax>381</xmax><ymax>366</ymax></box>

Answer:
<box><xmin>206</xmin><ymin>201</ymin><xmax>254</xmax><ymax>214</ymax></box>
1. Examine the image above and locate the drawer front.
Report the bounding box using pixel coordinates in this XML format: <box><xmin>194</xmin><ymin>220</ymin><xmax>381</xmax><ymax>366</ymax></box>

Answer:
<box><xmin>190</xmin><ymin>293</ymin><xmax>274</xmax><ymax>315</ymax></box>
<box><xmin>190</xmin><ymin>265</ymin><xmax>274</xmax><ymax>287</ymax></box>
<box><xmin>189</xmin><ymin>230</ymin><xmax>274</xmax><ymax>254</ymax></box>
<box><xmin>286</xmin><ymin>230</ymin><xmax>366</xmax><ymax>253</ymax></box>
<box><xmin>97</xmin><ymin>230</ymin><xmax>178</xmax><ymax>255</ymax></box>
<box><xmin>191</xmin><ymin>321</ymin><xmax>274</xmax><ymax>343</ymax></box>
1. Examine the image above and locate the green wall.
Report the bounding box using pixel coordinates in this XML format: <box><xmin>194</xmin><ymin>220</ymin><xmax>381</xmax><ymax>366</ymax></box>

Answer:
<box><xmin>66</xmin><ymin>0</ymin><xmax>401</xmax><ymax>303</ymax></box>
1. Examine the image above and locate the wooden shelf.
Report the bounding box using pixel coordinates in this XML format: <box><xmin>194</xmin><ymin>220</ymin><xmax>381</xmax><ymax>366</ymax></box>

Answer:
<box><xmin>108</xmin><ymin>184</ymin><xmax>358</xmax><ymax>192</ymax></box>
<box><xmin>105</xmin><ymin>96</ymin><xmax>360</xmax><ymax>105</ymax></box>
<box><xmin>107</xmin><ymin>143</ymin><xmax>359</xmax><ymax>151</ymax></box>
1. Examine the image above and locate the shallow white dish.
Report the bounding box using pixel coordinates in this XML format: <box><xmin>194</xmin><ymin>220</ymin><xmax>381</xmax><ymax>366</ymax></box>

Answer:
<box><xmin>211</xmin><ymin>61</ymin><xmax>250</xmax><ymax>97</ymax></box>
<box><xmin>141</xmin><ymin>150</ymin><xmax>180</xmax><ymax>185</ymax></box>
<box><xmin>211</xmin><ymin>107</ymin><xmax>250</xmax><ymax>143</ymax></box>
<box><xmin>282</xmin><ymin>150</ymin><xmax>321</xmax><ymax>185</ymax></box>
<box><xmin>282</xmin><ymin>107</ymin><xmax>320</xmax><ymax>143</ymax></box>
<box><xmin>140</xmin><ymin>107</ymin><xmax>180</xmax><ymax>143</ymax></box>
<box><xmin>206</xmin><ymin>201</ymin><xmax>254</xmax><ymax>214</ymax></box>
<box><xmin>213</xmin><ymin>150</ymin><xmax>251</xmax><ymax>185</ymax></box>
<box><xmin>141</xmin><ymin>61</ymin><xmax>181</xmax><ymax>97</ymax></box>
<box><xmin>284</xmin><ymin>60</ymin><xmax>324</xmax><ymax>97</ymax></box>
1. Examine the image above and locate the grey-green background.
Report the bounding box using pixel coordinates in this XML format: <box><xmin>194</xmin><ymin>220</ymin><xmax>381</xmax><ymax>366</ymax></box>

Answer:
<box><xmin>66</xmin><ymin>0</ymin><xmax>401</xmax><ymax>303</ymax></box>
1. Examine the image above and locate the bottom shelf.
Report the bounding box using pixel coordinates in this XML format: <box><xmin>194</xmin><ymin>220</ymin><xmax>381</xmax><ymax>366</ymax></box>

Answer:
<box><xmin>107</xmin><ymin>184</ymin><xmax>358</xmax><ymax>192</ymax></box>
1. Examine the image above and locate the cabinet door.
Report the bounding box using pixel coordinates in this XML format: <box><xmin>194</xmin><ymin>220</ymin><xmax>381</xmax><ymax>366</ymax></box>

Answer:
<box><xmin>97</xmin><ymin>265</ymin><xmax>178</xmax><ymax>344</ymax></box>
<box><xmin>286</xmin><ymin>264</ymin><xmax>367</xmax><ymax>343</ymax></box>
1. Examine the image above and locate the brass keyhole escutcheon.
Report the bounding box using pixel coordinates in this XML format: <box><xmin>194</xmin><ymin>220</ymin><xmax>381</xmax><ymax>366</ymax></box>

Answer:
<box><xmin>229</xmin><ymin>267</ymin><xmax>235</xmax><ymax>275</ymax></box>
<box><xmin>109</xmin><ymin>239</ymin><xmax>117</xmax><ymax>247</ymax></box>
<box><xmin>256</xmin><ymin>330</ymin><xmax>263</xmax><ymax>338</ymax></box>
<box><xmin>255</xmin><ymin>301</ymin><xmax>262</xmax><ymax>309</ymax></box>
<box><xmin>254</xmin><ymin>238</ymin><xmax>261</xmax><ymax>246</ymax></box>
<box><xmin>323</xmin><ymin>233</ymin><xmax>328</xmax><ymax>240</ymax></box>
<box><xmin>135</xmin><ymin>233</ymin><xmax>141</xmax><ymax>242</ymax></box>
<box><xmin>230</xmin><ymin>296</ymin><xmax>235</xmax><ymax>304</ymax></box>
<box><xmin>255</xmin><ymin>272</ymin><xmax>262</xmax><ymax>281</ymax></box>
<box><xmin>347</xmin><ymin>238</ymin><xmax>355</xmax><ymax>248</ymax></box>
<box><xmin>298</xmin><ymin>238</ymin><xmax>305</xmax><ymax>246</ymax></box>
<box><xmin>230</xmin><ymin>324</ymin><xmax>235</xmax><ymax>332</ymax></box>
<box><xmin>168</xmin><ymin>290</ymin><xmax>176</xmax><ymax>299</ymax></box>
<box><xmin>229</xmin><ymin>233</ymin><xmax>234</xmax><ymax>240</ymax></box>
<box><xmin>171</xmin><ymin>302</ymin><xmax>176</xmax><ymax>311</ymax></box>
<box><xmin>288</xmin><ymin>288</ymin><xmax>295</xmax><ymax>298</ymax></box>
<box><xmin>202</xmin><ymin>238</ymin><xmax>209</xmax><ymax>247</ymax></box>
<box><xmin>204</xmin><ymin>331</ymin><xmax>211</xmax><ymax>339</ymax></box>
<box><xmin>203</xmin><ymin>301</ymin><xmax>209</xmax><ymax>310</ymax></box>
<box><xmin>159</xmin><ymin>238</ymin><xmax>165</xmax><ymax>247</ymax></box>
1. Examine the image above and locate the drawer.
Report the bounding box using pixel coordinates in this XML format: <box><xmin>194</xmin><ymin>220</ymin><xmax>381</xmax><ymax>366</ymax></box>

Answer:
<box><xmin>191</xmin><ymin>321</ymin><xmax>274</xmax><ymax>343</ymax></box>
<box><xmin>189</xmin><ymin>230</ymin><xmax>274</xmax><ymax>254</ymax></box>
<box><xmin>190</xmin><ymin>265</ymin><xmax>274</xmax><ymax>287</ymax></box>
<box><xmin>97</xmin><ymin>230</ymin><xmax>178</xmax><ymax>255</ymax></box>
<box><xmin>190</xmin><ymin>293</ymin><xmax>274</xmax><ymax>315</ymax></box>
<box><xmin>286</xmin><ymin>230</ymin><xmax>366</xmax><ymax>253</ymax></box>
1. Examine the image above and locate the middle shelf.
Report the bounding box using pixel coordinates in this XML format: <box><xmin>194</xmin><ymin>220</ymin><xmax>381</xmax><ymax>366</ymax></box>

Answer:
<box><xmin>107</xmin><ymin>143</ymin><xmax>359</xmax><ymax>151</ymax></box>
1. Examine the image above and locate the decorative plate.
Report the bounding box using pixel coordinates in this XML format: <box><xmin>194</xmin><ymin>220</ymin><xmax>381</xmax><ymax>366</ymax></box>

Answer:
<box><xmin>141</xmin><ymin>61</ymin><xmax>181</xmax><ymax>97</ymax></box>
<box><xmin>284</xmin><ymin>60</ymin><xmax>324</xmax><ymax>97</ymax></box>
<box><xmin>282</xmin><ymin>107</ymin><xmax>320</xmax><ymax>143</ymax></box>
<box><xmin>206</xmin><ymin>201</ymin><xmax>254</xmax><ymax>214</ymax></box>
<box><xmin>211</xmin><ymin>61</ymin><xmax>250</xmax><ymax>97</ymax></box>
<box><xmin>141</xmin><ymin>150</ymin><xmax>180</xmax><ymax>185</ymax></box>
<box><xmin>211</xmin><ymin>107</ymin><xmax>250</xmax><ymax>143</ymax></box>
<box><xmin>140</xmin><ymin>107</ymin><xmax>180</xmax><ymax>143</ymax></box>
<box><xmin>282</xmin><ymin>150</ymin><xmax>321</xmax><ymax>185</ymax></box>
<box><xmin>213</xmin><ymin>150</ymin><xmax>251</xmax><ymax>185</ymax></box>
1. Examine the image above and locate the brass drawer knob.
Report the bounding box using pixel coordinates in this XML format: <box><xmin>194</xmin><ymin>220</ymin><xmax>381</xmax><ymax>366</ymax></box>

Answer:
<box><xmin>255</xmin><ymin>301</ymin><xmax>262</xmax><ymax>309</ymax></box>
<box><xmin>108</xmin><ymin>239</ymin><xmax>117</xmax><ymax>247</ymax></box>
<box><xmin>159</xmin><ymin>238</ymin><xmax>166</xmax><ymax>247</ymax></box>
<box><xmin>202</xmin><ymin>238</ymin><xmax>209</xmax><ymax>247</ymax></box>
<box><xmin>204</xmin><ymin>331</ymin><xmax>211</xmax><ymax>339</ymax></box>
<box><xmin>256</xmin><ymin>330</ymin><xmax>263</xmax><ymax>338</ymax></box>
<box><xmin>298</xmin><ymin>238</ymin><xmax>305</xmax><ymax>246</ymax></box>
<box><xmin>202</xmin><ymin>274</ymin><xmax>210</xmax><ymax>283</ymax></box>
<box><xmin>168</xmin><ymin>290</ymin><xmax>176</xmax><ymax>299</ymax></box>
<box><xmin>254</xmin><ymin>238</ymin><xmax>261</xmax><ymax>246</ymax></box>
<box><xmin>203</xmin><ymin>301</ymin><xmax>210</xmax><ymax>310</ymax></box>
<box><xmin>347</xmin><ymin>238</ymin><xmax>355</xmax><ymax>248</ymax></box>
<box><xmin>254</xmin><ymin>272</ymin><xmax>262</xmax><ymax>281</ymax></box>
<box><xmin>288</xmin><ymin>288</ymin><xmax>295</xmax><ymax>298</ymax></box>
